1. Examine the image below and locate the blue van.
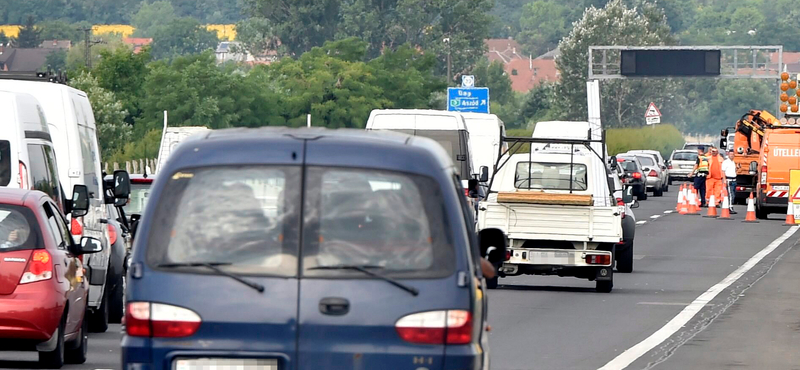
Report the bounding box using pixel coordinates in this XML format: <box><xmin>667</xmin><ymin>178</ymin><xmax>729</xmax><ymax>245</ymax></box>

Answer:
<box><xmin>122</xmin><ymin>127</ymin><xmax>506</xmax><ymax>370</ymax></box>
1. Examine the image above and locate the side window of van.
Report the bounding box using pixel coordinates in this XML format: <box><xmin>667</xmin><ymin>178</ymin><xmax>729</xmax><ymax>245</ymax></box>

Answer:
<box><xmin>0</xmin><ymin>141</ymin><xmax>10</xmax><ymax>186</ymax></box>
<box><xmin>42</xmin><ymin>146</ymin><xmax>62</xmax><ymax>207</ymax></box>
<box><xmin>43</xmin><ymin>201</ymin><xmax>68</xmax><ymax>249</ymax></box>
<box><xmin>27</xmin><ymin>144</ymin><xmax>60</xmax><ymax>202</ymax></box>
<box><xmin>77</xmin><ymin>126</ymin><xmax>100</xmax><ymax>198</ymax></box>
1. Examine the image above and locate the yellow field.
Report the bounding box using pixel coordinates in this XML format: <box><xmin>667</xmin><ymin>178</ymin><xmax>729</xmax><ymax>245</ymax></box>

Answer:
<box><xmin>0</xmin><ymin>24</ymin><xmax>236</xmax><ymax>41</ymax></box>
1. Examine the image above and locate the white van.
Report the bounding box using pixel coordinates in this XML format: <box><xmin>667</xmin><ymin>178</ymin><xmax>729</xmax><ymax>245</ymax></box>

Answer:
<box><xmin>0</xmin><ymin>79</ymin><xmax>112</xmax><ymax>331</ymax></box>
<box><xmin>461</xmin><ymin>113</ymin><xmax>507</xmax><ymax>172</ymax></box>
<box><xmin>0</xmin><ymin>91</ymin><xmax>64</xmax><ymax>208</ymax></box>
<box><xmin>366</xmin><ymin>109</ymin><xmax>481</xmax><ymax>182</ymax></box>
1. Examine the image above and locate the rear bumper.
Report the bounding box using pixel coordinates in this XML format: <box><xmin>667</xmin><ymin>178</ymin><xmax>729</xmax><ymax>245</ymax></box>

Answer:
<box><xmin>504</xmin><ymin>248</ymin><xmax>612</xmax><ymax>267</ymax></box>
<box><xmin>0</xmin><ymin>285</ymin><xmax>63</xmax><ymax>344</ymax></box>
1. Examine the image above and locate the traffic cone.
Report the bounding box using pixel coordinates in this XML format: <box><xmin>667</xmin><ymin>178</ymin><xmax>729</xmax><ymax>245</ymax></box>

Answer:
<box><xmin>687</xmin><ymin>188</ymin><xmax>699</xmax><ymax>215</ymax></box>
<box><xmin>679</xmin><ymin>189</ymin><xmax>690</xmax><ymax>215</ymax></box>
<box><xmin>743</xmin><ymin>192</ymin><xmax>759</xmax><ymax>223</ymax></box>
<box><xmin>704</xmin><ymin>194</ymin><xmax>718</xmax><ymax>218</ymax></box>
<box><xmin>719</xmin><ymin>188</ymin><xmax>732</xmax><ymax>220</ymax></box>
<box><xmin>784</xmin><ymin>203</ymin><xmax>796</xmax><ymax>226</ymax></box>
<box><xmin>676</xmin><ymin>184</ymin><xmax>686</xmax><ymax>212</ymax></box>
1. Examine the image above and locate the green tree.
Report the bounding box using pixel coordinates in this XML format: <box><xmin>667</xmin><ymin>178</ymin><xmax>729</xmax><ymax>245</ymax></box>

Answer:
<box><xmin>69</xmin><ymin>71</ymin><xmax>132</xmax><ymax>158</ymax></box>
<box><xmin>367</xmin><ymin>43</ymin><xmax>446</xmax><ymax>109</ymax></box>
<box><xmin>471</xmin><ymin>59</ymin><xmax>513</xmax><ymax>105</ymax></box>
<box><xmin>519</xmin><ymin>82</ymin><xmax>559</xmax><ymax>127</ymax></box>
<box><xmin>517</xmin><ymin>1</ymin><xmax>574</xmax><ymax>56</ymax></box>
<box><xmin>0</xmin><ymin>31</ymin><xmax>8</xmax><ymax>46</ymax></box>
<box><xmin>37</xmin><ymin>20</ymin><xmax>83</xmax><ymax>42</ymax></box>
<box><xmin>556</xmin><ymin>0</ymin><xmax>678</xmax><ymax>127</ymax></box>
<box><xmin>93</xmin><ymin>47</ymin><xmax>152</xmax><ymax>124</ymax></box>
<box><xmin>17</xmin><ymin>15</ymin><xmax>41</xmax><ymax>47</ymax></box>
<box><xmin>44</xmin><ymin>49</ymin><xmax>67</xmax><ymax>71</ymax></box>
<box><xmin>66</xmin><ymin>33</ymin><xmax>126</xmax><ymax>71</ymax></box>
<box><xmin>241</xmin><ymin>0</ymin><xmax>340</xmax><ymax>56</ymax></box>
<box><xmin>150</xmin><ymin>17</ymin><xmax>220</xmax><ymax>60</ymax></box>
<box><xmin>234</xmin><ymin>17</ymin><xmax>281</xmax><ymax>56</ymax></box>
<box><xmin>131</xmin><ymin>1</ymin><xmax>177</xmax><ymax>38</ymax></box>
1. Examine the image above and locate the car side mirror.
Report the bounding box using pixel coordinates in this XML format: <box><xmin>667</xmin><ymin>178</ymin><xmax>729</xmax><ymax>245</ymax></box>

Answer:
<box><xmin>71</xmin><ymin>185</ymin><xmax>90</xmax><ymax>217</ymax></box>
<box><xmin>479</xmin><ymin>166</ymin><xmax>489</xmax><ymax>182</ymax></box>
<box><xmin>113</xmin><ymin>170</ymin><xmax>131</xmax><ymax>199</ymax></box>
<box><xmin>78</xmin><ymin>236</ymin><xmax>103</xmax><ymax>255</ymax></box>
<box><xmin>749</xmin><ymin>161</ymin><xmax>758</xmax><ymax>175</ymax></box>
<box><xmin>721</xmin><ymin>129</ymin><xmax>728</xmax><ymax>136</ymax></box>
<box><xmin>622</xmin><ymin>186</ymin><xmax>634</xmax><ymax>203</ymax></box>
<box><xmin>467</xmin><ymin>178</ymin><xmax>479</xmax><ymax>198</ymax></box>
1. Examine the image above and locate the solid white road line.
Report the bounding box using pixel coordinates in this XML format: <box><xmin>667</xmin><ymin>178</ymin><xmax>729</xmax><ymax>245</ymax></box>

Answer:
<box><xmin>650</xmin><ymin>215</ymin><xmax>660</xmax><ymax>219</ymax></box>
<box><xmin>663</xmin><ymin>210</ymin><xmax>673</xmax><ymax>214</ymax></box>
<box><xmin>598</xmin><ymin>226</ymin><xmax>799</xmax><ymax>370</ymax></box>
<box><xmin>635</xmin><ymin>221</ymin><xmax>647</xmax><ymax>225</ymax></box>
<box><xmin>636</xmin><ymin>302</ymin><xmax>692</xmax><ymax>306</ymax></box>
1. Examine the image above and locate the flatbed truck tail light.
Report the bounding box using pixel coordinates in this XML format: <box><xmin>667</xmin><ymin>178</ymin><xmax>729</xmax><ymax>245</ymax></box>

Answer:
<box><xmin>20</xmin><ymin>250</ymin><xmax>53</xmax><ymax>284</ymax></box>
<box><xmin>505</xmin><ymin>250</ymin><xmax>512</xmax><ymax>261</ymax></box>
<box><xmin>126</xmin><ymin>302</ymin><xmax>201</xmax><ymax>338</ymax></box>
<box><xmin>396</xmin><ymin>310</ymin><xmax>472</xmax><ymax>345</ymax></box>
<box><xmin>585</xmin><ymin>254</ymin><xmax>611</xmax><ymax>265</ymax></box>
<box><xmin>616</xmin><ymin>197</ymin><xmax>626</xmax><ymax>219</ymax></box>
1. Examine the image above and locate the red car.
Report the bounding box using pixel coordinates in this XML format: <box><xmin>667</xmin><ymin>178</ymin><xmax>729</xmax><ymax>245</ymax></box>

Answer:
<box><xmin>0</xmin><ymin>187</ymin><xmax>102</xmax><ymax>368</ymax></box>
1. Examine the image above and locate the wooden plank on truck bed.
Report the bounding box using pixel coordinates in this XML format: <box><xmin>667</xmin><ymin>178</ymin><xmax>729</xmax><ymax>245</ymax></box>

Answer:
<box><xmin>497</xmin><ymin>191</ymin><xmax>593</xmax><ymax>206</ymax></box>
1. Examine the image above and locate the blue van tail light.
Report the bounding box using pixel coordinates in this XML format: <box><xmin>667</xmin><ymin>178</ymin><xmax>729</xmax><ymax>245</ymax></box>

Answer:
<box><xmin>126</xmin><ymin>302</ymin><xmax>202</xmax><ymax>338</ymax></box>
<box><xmin>395</xmin><ymin>310</ymin><xmax>472</xmax><ymax>345</ymax></box>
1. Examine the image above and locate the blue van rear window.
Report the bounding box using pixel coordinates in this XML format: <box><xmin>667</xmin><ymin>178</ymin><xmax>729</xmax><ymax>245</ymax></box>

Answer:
<box><xmin>146</xmin><ymin>166</ymin><xmax>302</xmax><ymax>277</ymax></box>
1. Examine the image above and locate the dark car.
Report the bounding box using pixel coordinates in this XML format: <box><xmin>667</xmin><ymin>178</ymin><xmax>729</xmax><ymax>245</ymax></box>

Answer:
<box><xmin>618</xmin><ymin>155</ymin><xmax>648</xmax><ymax>200</ymax></box>
<box><xmin>0</xmin><ymin>187</ymin><xmax>102</xmax><ymax>368</ymax></box>
<box><xmin>122</xmin><ymin>127</ymin><xmax>505</xmax><ymax>370</ymax></box>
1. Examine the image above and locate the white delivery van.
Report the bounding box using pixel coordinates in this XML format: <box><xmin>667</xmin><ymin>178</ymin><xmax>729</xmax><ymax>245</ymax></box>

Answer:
<box><xmin>366</xmin><ymin>109</ymin><xmax>484</xmax><ymax>183</ymax></box>
<box><xmin>0</xmin><ymin>79</ymin><xmax>113</xmax><ymax>332</ymax></box>
<box><xmin>461</xmin><ymin>113</ymin><xmax>507</xmax><ymax>172</ymax></box>
<box><xmin>0</xmin><ymin>91</ymin><xmax>64</xmax><ymax>208</ymax></box>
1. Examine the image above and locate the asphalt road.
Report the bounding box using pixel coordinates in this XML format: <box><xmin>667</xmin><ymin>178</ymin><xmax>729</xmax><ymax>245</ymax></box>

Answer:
<box><xmin>487</xmin><ymin>182</ymin><xmax>799</xmax><ymax>370</ymax></box>
<box><xmin>2</xmin><ymin>183</ymin><xmax>798</xmax><ymax>370</ymax></box>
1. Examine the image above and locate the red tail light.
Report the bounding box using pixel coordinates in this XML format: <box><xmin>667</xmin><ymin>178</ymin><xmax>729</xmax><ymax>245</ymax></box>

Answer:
<box><xmin>648</xmin><ymin>170</ymin><xmax>658</xmax><ymax>177</ymax></box>
<box><xmin>20</xmin><ymin>250</ymin><xmax>53</xmax><ymax>284</ymax></box>
<box><xmin>505</xmin><ymin>250</ymin><xmax>512</xmax><ymax>261</ymax></box>
<box><xmin>668</xmin><ymin>164</ymin><xmax>673</xmax><ymax>169</ymax></box>
<box><xmin>396</xmin><ymin>310</ymin><xmax>473</xmax><ymax>345</ymax></box>
<box><xmin>632</xmin><ymin>172</ymin><xmax>642</xmax><ymax>179</ymax></box>
<box><xmin>616</xmin><ymin>197</ymin><xmax>626</xmax><ymax>219</ymax></box>
<box><xmin>126</xmin><ymin>302</ymin><xmax>202</xmax><ymax>338</ymax></box>
<box><xmin>760</xmin><ymin>166</ymin><xmax>767</xmax><ymax>190</ymax></box>
<box><xmin>71</xmin><ymin>218</ymin><xmax>83</xmax><ymax>236</ymax></box>
<box><xmin>585</xmin><ymin>254</ymin><xmax>611</xmax><ymax>265</ymax></box>
<box><xmin>18</xmin><ymin>161</ymin><xmax>28</xmax><ymax>189</ymax></box>
<box><xmin>464</xmin><ymin>188</ymin><xmax>470</xmax><ymax>197</ymax></box>
<box><xmin>107</xmin><ymin>224</ymin><xmax>117</xmax><ymax>245</ymax></box>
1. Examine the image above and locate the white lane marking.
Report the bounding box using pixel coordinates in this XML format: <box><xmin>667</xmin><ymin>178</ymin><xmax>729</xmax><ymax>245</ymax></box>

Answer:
<box><xmin>663</xmin><ymin>210</ymin><xmax>673</xmax><ymax>214</ymax></box>
<box><xmin>599</xmin><ymin>226</ymin><xmax>799</xmax><ymax>370</ymax></box>
<box><xmin>633</xmin><ymin>255</ymin><xmax>645</xmax><ymax>260</ymax></box>
<box><xmin>637</xmin><ymin>302</ymin><xmax>692</xmax><ymax>306</ymax></box>
<box><xmin>650</xmin><ymin>215</ymin><xmax>660</xmax><ymax>219</ymax></box>
<box><xmin>635</xmin><ymin>221</ymin><xmax>647</xmax><ymax>225</ymax></box>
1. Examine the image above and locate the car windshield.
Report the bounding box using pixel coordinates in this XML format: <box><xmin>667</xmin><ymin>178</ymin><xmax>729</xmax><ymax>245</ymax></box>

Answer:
<box><xmin>514</xmin><ymin>162</ymin><xmax>588</xmax><ymax>191</ymax></box>
<box><xmin>673</xmin><ymin>152</ymin><xmax>698</xmax><ymax>161</ymax></box>
<box><xmin>637</xmin><ymin>156</ymin><xmax>656</xmax><ymax>166</ymax></box>
<box><xmin>0</xmin><ymin>141</ymin><xmax>9</xmax><ymax>186</ymax></box>
<box><xmin>124</xmin><ymin>183</ymin><xmax>152</xmax><ymax>215</ymax></box>
<box><xmin>0</xmin><ymin>205</ymin><xmax>40</xmax><ymax>252</ymax></box>
<box><xmin>302</xmin><ymin>168</ymin><xmax>454</xmax><ymax>278</ymax></box>
<box><xmin>146</xmin><ymin>166</ymin><xmax>301</xmax><ymax>277</ymax></box>
<box><xmin>620</xmin><ymin>160</ymin><xmax>639</xmax><ymax>172</ymax></box>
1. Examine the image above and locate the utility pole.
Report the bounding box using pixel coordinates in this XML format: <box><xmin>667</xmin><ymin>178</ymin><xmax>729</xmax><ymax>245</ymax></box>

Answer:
<box><xmin>444</xmin><ymin>37</ymin><xmax>452</xmax><ymax>85</ymax></box>
<box><xmin>79</xmin><ymin>27</ymin><xmax>104</xmax><ymax>69</ymax></box>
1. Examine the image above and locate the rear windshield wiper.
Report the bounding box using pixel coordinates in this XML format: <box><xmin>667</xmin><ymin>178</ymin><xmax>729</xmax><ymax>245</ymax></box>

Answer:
<box><xmin>308</xmin><ymin>264</ymin><xmax>419</xmax><ymax>296</ymax></box>
<box><xmin>157</xmin><ymin>262</ymin><xmax>265</xmax><ymax>293</ymax></box>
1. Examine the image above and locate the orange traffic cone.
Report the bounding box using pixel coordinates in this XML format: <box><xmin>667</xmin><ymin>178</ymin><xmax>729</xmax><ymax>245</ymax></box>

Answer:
<box><xmin>687</xmin><ymin>188</ymin><xmax>699</xmax><ymax>215</ymax></box>
<box><xmin>784</xmin><ymin>202</ymin><xmax>796</xmax><ymax>226</ymax></box>
<box><xmin>743</xmin><ymin>192</ymin><xmax>759</xmax><ymax>223</ymax></box>
<box><xmin>704</xmin><ymin>194</ymin><xmax>718</xmax><ymax>218</ymax></box>
<box><xmin>679</xmin><ymin>189</ymin><xmax>690</xmax><ymax>215</ymax></box>
<box><xmin>676</xmin><ymin>184</ymin><xmax>685</xmax><ymax>212</ymax></box>
<box><xmin>719</xmin><ymin>188</ymin><xmax>732</xmax><ymax>220</ymax></box>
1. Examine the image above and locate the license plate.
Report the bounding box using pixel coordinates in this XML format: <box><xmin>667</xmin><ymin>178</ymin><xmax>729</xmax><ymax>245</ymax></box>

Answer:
<box><xmin>174</xmin><ymin>358</ymin><xmax>278</xmax><ymax>370</ymax></box>
<box><xmin>680</xmin><ymin>165</ymin><xmax>693</xmax><ymax>169</ymax></box>
<box><xmin>773</xmin><ymin>186</ymin><xmax>789</xmax><ymax>191</ymax></box>
<box><xmin>527</xmin><ymin>251</ymin><xmax>571</xmax><ymax>264</ymax></box>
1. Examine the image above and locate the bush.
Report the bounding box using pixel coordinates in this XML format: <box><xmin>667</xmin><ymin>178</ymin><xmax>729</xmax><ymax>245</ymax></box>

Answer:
<box><xmin>607</xmin><ymin>124</ymin><xmax>685</xmax><ymax>159</ymax></box>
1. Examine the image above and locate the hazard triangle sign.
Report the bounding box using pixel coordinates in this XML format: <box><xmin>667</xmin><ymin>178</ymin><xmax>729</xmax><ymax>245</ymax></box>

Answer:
<box><xmin>645</xmin><ymin>102</ymin><xmax>661</xmax><ymax>125</ymax></box>
<box><xmin>792</xmin><ymin>186</ymin><xmax>800</xmax><ymax>201</ymax></box>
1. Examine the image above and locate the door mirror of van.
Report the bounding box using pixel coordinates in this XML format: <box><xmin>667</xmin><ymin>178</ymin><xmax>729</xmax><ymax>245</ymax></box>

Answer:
<box><xmin>78</xmin><ymin>237</ymin><xmax>103</xmax><ymax>255</ymax></box>
<box><xmin>749</xmin><ymin>161</ymin><xmax>758</xmax><ymax>175</ymax></box>
<box><xmin>721</xmin><ymin>129</ymin><xmax>728</xmax><ymax>137</ymax></box>
<box><xmin>113</xmin><ymin>170</ymin><xmax>131</xmax><ymax>199</ymax></box>
<box><xmin>622</xmin><ymin>186</ymin><xmax>634</xmax><ymax>203</ymax></box>
<box><xmin>720</xmin><ymin>138</ymin><xmax>727</xmax><ymax>150</ymax></box>
<box><xmin>467</xmin><ymin>179</ymin><xmax>479</xmax><ymax>198</ymax></box>
<box><xmin>479</xmin><ymin>228</ymin><xmax>508</xmax><ymax>266</ymax></box>
<box><xmin>71</xmin><ymin>184</ymin><xmax>90</xmax><ymax>217</ymax></box>
<box><xmin>479</xmin><ymin>166</ymin><xmax>489</xmax><ymax>182</ymax></box>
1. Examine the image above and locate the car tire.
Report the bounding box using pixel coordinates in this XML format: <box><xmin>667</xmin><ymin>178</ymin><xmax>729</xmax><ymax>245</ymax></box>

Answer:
<box><xmin>596</xmin><ymin>279</ymin><xmax>613</xmax><ymax>293</ymax></box>
<box><xmin>109</xmin><ymin>274</ymin><xmax>125</xmax><ymax>324</ymax></box>
<box><xmin>668</xmin><ymin>178</ymin><xmax>673</xmax><ymax>185</ymax></box>
<box><xmin>756</xmin><ymin>205</ymin><xmax>769</xmax><ymax>220</ymax></box>
<box><xmin>486</xmin><ymin>277</ymin><xmax>498</xmax><ymax>290</ymax></box>
<box><xmin>616</xmin><ymin>243</ymin><xmax>634</xmax><ymax>273</ymax></box>
<box><xmin>65</xmin><ymin>310</ymin><xmax>88</xmax><ymax>364</ymax></box>
<box><xmin>39</xmin><ymin>316</ymin><xmax>65</xmax><ymax>369</ymax></box>
<box><xmin>663</xmin><ymin>183</ymin><xmax>669</xmax><ymax>192</ymax></box>
<box><xmin>654</xmin><ymin>186</ymin><xmax>663</xmax><ymax>197</ymax></box>
<box><xmin>89</xmin><ymin>290</ymin><xmax>109</xmax><ymax>333</ymax></box>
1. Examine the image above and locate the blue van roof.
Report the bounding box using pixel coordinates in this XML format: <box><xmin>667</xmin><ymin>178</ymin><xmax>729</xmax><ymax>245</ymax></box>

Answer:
<box><xmin>161</xmin><ymin>127</ymin><xmax>457</xmax><ymax>177</ymax></box>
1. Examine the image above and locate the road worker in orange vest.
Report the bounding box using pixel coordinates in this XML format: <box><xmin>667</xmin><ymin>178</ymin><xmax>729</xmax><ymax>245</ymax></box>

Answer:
<box><xmin>705</xmin><ymin>146</ymin><xmax>726</xmax><ymax>206</ymax></box>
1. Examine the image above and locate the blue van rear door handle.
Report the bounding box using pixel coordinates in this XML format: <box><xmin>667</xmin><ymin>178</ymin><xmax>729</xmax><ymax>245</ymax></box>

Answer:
<box><xmin>319</xmin><ymin>297</ymin><xmax>349</xmax><ymax>316</ymax></box>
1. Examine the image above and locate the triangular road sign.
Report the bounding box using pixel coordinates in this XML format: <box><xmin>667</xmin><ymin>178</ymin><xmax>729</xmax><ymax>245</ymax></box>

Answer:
<box><xmin>792</xmin><ymin>186</ymin><xmax>800</xmax><ymax>201</ymax></box>
<box><xmin>645</xmin><ymin>102</ymin><xmax>662</xmax><ymax>118</ymax></box>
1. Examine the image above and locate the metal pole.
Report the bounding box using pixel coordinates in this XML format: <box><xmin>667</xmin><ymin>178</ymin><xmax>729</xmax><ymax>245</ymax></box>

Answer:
<box><xmin>307</xmin><ymin>114</ymin><xmax>311</xmax><ymax>128</ymax></box>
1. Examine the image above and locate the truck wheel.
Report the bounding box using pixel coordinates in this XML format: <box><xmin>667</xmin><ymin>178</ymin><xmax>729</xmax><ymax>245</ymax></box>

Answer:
<box><xmin>486</xmin><ymin>277</ymin><xmax>498</xmax><ymax>290</ymax></box>
<box><xmin>756</xmin><ymin>205</ymin><xmax>769</xmax><ymax>220</ymax></box>
<box><xmin>108</xmin><ymin>274</ymin><xmax>124</xmax><ymax>324</ymax></box>
<box><xmin>596</xmin><ymin>280</ymin><xmax>613</xmax><ymax>293</ymax></box>
<box><xmin>616</xmin><ymin>244</ymin><xmax>634</xmax><ymax>273</ymax></box>
<box><xmin>668</xmin><ymin>178</ymin><xmax>673</xmax><ymax>185</ymax></box>
<box><xmin>89</xmin><ymin>290</ymin><xmax>109</xmax><ymax>333</ymax></box>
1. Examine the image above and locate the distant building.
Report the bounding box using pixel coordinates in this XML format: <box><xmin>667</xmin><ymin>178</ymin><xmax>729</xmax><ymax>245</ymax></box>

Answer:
<box><xmin>215</xmin><ymin>41</ymin><xmax>280</xmax><ymax>65</ymax></box>
<box><xmin>39</xmin><ymin>40</ymin><xmax>71</xmax><ymax>50</ymax></box>
<box><xmin>485</xmin><ymin>38</ymin><xmax>524</xmax><ymax>64</ymax></box>
<box><xmin>504</xmin><ymin>57</ymin><xmax>560</xmax><ymax>93</ymax></box>
<box><xmin>123</xmin><ymin>38</ymin><xmax>153</xmax><ymax>54</ymax></box>
<box><xmin>0</xmin><ymin>47</ymin><xmax>54</xmax><ymax>72</ymax></box>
